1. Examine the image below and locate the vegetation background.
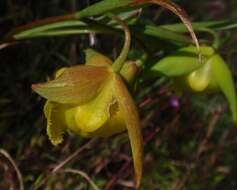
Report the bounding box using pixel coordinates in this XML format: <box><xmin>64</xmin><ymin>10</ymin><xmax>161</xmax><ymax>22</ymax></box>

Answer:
<box><xmin>0</xmin><ymin>0</ymin><xmax>237</xmax><ymax>189</ymax></box>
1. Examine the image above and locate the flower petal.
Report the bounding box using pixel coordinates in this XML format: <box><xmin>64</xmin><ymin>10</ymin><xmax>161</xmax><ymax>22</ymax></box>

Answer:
<box><xmin>91</xmin><ymin>103</ymin><xmax>127</xmax><ymax>137</ymax></box>
<box><xmin>151</xmin><ymin>46</ymin><xmax>214</xmax><ymax>77</ymax></box>
<box><xmin>187</xmin><ymin>61</ymin><xmax>211</xmax><ymax>92</ymax></box>
<box><xmin>32</xmin><ymin>65</ymin><xmax>112</xmax><ymax>104</ymax></box>
<box><xmin>75</xmin><ymin>79</ymin><xmax>115</xmax><ymax>133</ymax></box>
<box><xmin>210</xmin><ymin>54</ymin><xmax>237</xmax><ymax>123</ymax></box>
<box><xmin>85</xmin><ymin>48</ymin><xmax>112</xmax><ymax>67</ymax></box>
<box><xmin>112</xmin><ymin>74</ymin><xmax>143</xmax><ymax>188</ymax></box>
<box><xmin>44</xmin><ymin>101</ymin><xmax>67</xmax><ymax>145</ymax></box>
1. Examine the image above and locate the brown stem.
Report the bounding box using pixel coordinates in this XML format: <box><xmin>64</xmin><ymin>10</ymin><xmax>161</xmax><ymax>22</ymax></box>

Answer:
<box><xmin>132</xmin><ymin>0</ymin><xmax>200</xmax><ymax>50</ymax></box>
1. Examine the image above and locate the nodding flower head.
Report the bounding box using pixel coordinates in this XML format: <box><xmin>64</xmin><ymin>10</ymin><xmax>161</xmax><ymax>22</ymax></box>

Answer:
<box><xmin>152</xmin><ymin>45</ymin><xmax>237</xmax><ymax>123</ymax></box>
<box><xmin>32</xmin><ymin>48</ymin><xmax>143</xmax><ymax>188</ymax></box>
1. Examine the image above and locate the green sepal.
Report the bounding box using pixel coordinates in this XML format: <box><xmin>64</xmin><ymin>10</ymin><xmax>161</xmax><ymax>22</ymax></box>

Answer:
<box><xmin>150</xmin><ymin>46</ymin><xmax>215</xmax><ymax>77</ymax></box>
<box><xmin>151</xmin><ymin>55</ymin><xmax>201</xmax><ymax>77</ymax></box>
<box><xmin>32</xmin><ymin>65</ymin><xmax>111</xmax><ymax>104</ymax></box>
<box><xmin>84</xmin><ymin>49</ymin><xmax>139</xmax><ymax>84</ymax></box>
<box><xmin>210</xmin><ymin>54</ymin><xmax>237</xmax><ymax>123</ymax></box>
<box><xmin>113</xmin><ymin>74</ymin><xmax>143</xmax><ymax>188</ymax></box>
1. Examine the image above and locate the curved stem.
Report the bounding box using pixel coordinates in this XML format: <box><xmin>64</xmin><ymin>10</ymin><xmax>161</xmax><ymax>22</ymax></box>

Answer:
<box><xmin>198</xmin><ymin>28</ymin><xmax>220</xmax><ymax>49</ymax></box>
<box><xmin>134</xmin><ymin>0</ymin><xmax>201</xmax><ymax>62</ymax></box>
<box><xmin>0</xmin><ymin>149</ymin><xmax>24</xmax><ymax>190</ymax></box>
<box><xmin>107</xmin><ymin>14</ymin><xmax>131</xmax><ymax>73</ymax></box>
<box><xmin>136</xmin><ymin>0</ymin><xmax>200</xmax><ymax>49</ymax></box>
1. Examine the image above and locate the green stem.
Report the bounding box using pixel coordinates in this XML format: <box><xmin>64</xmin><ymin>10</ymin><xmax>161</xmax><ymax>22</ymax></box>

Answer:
<box><xmin>198</xmin><ymin>28</ymin><xmax>220</xmax><ymax>49</ymax></box>
<box><xmin>108</xmin><ymin>14</ymin><xmax>131</xmax><ymax>73</ymax></box>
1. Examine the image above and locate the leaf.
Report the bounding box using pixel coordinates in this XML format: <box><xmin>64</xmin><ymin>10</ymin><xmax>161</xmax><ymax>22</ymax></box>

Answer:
<box><xmin>177</xmin><ymin>46</ymin><xmax>215</xmax><ymax>56</ymax></box>
<box><xmin>13</xmin><ymin>20</ymin><xmax>86</xmax><ymax>39</ymax></box>
<box><xmin>15</xmin><ymin>25</ymin><xmax>117</xmax><ymax>39</ymax></box>
<box><xmin>134</xmin><ymin>0</ymin><xmax>200</xmax><ymax>49</ymax></box>
<box><xmin>75</xmin><ymin>0</ymin><xmax>133</xmax><ymax>19</ymax></box>
<box><xmin>160</xmin><ymin>20</ymin><xmax>232</xmax><ymax>33</ymax></box>
<box><xmin>5</xmin><ymin>0</ymin><xmax>135</xmax><ymax>40</ymax></box>
<box><xmin>113</xmin><ymin>74</ymin><xmax>143</xmax><ymax>188</ymax></box>
<box><xmin>150</xmin><ymin>46</ymin><xmax>215</xmax><ymax>77</ymax></box>
<box><xmin>88</xmin><ymin>0</ymin><xmax>200</xmax><ymax>50</ymax></box>
<box><xmin>210</xmin><ymin>55</ymin><xmax>237</xmax><ymax>123</ymax></box>
<box><xmin>135</xmin><ymin>24</ymin><xmax>191</xmax><ymax>44</ymax></box>
<box><xmin>151</xmin><ymin>55</ymin><xmax>201</xmax><ymax>77</ymax></box>
<box><xmin>32</xmin><ymin>65</ymin><xmax>112</xmax><ymax>104</ymax></box>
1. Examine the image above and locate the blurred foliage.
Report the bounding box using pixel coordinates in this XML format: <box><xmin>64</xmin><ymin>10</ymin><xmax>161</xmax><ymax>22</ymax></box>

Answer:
<box><xmin>0</xmin><ymin>0</ymin><xmax>237</xmax><ymax>189</ymax></box>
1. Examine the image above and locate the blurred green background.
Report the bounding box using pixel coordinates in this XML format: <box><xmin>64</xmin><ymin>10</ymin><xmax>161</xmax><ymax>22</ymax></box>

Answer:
<box><xmin>0</xmin><ymin>0</ymin><xmax>237</xmax><ymax>189</ymax></box>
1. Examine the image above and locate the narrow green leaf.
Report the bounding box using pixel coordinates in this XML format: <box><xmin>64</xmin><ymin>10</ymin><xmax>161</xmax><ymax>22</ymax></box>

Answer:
<box><xmin>176</xmin><ymin>45</ymin><xmax>215</xmax><ymax>56</ymax></box>
<box><xmin>216</xmin><ymin>22</ymin><xmax>237</xmax><ymax>30</ymax></box>
<box><xmin>151</xmin><ymin>55</ymin><xmax>201</xmax><ymax>77</ymax></box>
<box><xmin>132</xmin><ymin>25</ymin><xmax>191</xmax><ymax>44</ymax></box>
<box><xmin>149</xmin><ymin>46</ymin><xmax>215</xmax><ymax>77</ymax></box>
<box><xmin>14</xmin><ymin>20</ymin><xmax>86</xmax><ymax>39</ymax></box>
<box><xmin>161</xmin><ymin>20</ymin><xmax>232</xmax><ymax>33</ymax></box>
<box><xmin>21</xmin><ymin>27</ymin><xmax>115</xmax><ymax>39</ymax></box>
<box><xmin>75</xmin><ymin>0</ymin><xmax>133</xmax><ymax>19</ymax></box>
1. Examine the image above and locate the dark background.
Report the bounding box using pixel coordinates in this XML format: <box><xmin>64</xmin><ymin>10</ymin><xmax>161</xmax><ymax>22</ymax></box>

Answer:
<box><xmin>0</xmin><ymin>0</ymin><xmax>237</xmax><ymax>189</ymax></box>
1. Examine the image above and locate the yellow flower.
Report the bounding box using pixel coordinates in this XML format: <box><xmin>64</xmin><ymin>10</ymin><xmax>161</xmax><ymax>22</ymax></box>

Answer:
<box><xmin>32</xmin><ymin>49</ymin><xmax>143</xmax><ymax>188</ymax></box>
<box><xmin>152</xmin><ymin>45</ymin><xmax>237</xmax><ymax>123</ymax></box>
<box><xmin>178</xmin><ymin>47</ymin><xmax>237</xmax><ymax>123</ymax></box>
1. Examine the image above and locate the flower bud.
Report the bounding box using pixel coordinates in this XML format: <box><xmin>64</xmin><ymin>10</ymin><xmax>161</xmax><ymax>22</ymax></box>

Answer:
<box><xmin>120</xmin><ymin>61</ymin><xmax>140</xmax><ymax>84</ymax></box>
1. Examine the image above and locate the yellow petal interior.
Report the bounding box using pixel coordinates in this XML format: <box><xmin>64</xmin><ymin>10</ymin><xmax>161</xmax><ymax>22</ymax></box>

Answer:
<box><xmin>74</xmin><ymin>80</ymin><xmax>114</xmax><ymax>133</ymax></box>
<box><xmin>187</xmin><ymin>61</ymin><xmax>211</xmax><ymax>92</ymax></box>
<box><xmin>91</xmin><ymin>102</ymin><xmax>127</xmax><ymax>137</ymax></box>
<box><xmin>44</xmin><ymin>101</ymin><xmax>67</xmax><ymax>145</ymax></box>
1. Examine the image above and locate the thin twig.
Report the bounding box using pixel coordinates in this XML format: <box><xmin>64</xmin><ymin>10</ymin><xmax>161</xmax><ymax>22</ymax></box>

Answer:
<box><xmin>0</xmin><ymin>149</ymin><xmax>24</xmax><ymax>190</ymax></box>
<box><xmin>31</xmin><ymin>139</ymin><xmax>97</xmax><ymax>190</ymax></box>
<box><xmin>171</xmin><ymin>106</ymin><xmax>222</xmax><ymax>190</ymax></box>
<box><xmin>52</xmin><ymin>138</ymin><xmax>97</xmax><ymax>173</ymax></box>
<box><xmin>0</xmin><ymin>41</ymin><xmax>20</xmax><ymax>50</ymax></box>
<box><xmin>0</xmin><ymin>43</ymin><xmax>11</xmax><ymax>50</ymax></box>
<box><xmin>63</xmin><ymin>168</ymin><xmax>100</xmax><ymax>190</ymax></box>
<box><xmin>105</xmin><ymin>126</ymin><xmax>161</xmax><ymax>190</ymax></box>
<box><xmin>105</xmin><ymin>161</ymin><xmax>132</xmax><ymax>190</ymax></box>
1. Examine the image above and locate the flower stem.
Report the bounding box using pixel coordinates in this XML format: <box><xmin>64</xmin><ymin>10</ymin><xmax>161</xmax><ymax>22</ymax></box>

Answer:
<box><xmin>107</xmin><ymin>14</ymin><xmax>131</xmax><ymax>73</ymax></box>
